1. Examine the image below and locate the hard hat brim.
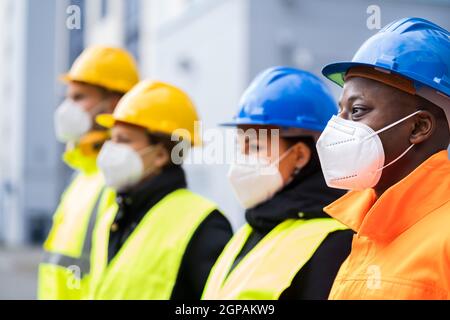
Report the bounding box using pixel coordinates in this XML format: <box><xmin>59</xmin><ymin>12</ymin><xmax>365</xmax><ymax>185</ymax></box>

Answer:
<box><xmin>322</xmin><ymin>61</ymin><xmax>425</xmax><ymax>90</ymax></box>
<box><xmin>59</xmin><ymin>73</ymin><xmax>73</xmax><ymax>83</ymax></box>
<box><xmin>59</xmin><ymin>73</ymin><xmax>132</xmax><ymax>93</ymax></box>
<box><xmin>96</xmin><ymin>113</ymin><xmax>203</xmax><ymax>147</ymax></box>
<box><xmin>96</xmin><ymin>114</ymin><xmax>115</xmax><ymax>129</ymax></box>
<box><xmin>322</xmin><ymin>61</ymin><xmax>378</xmax><ymax>87</ymax></box>
<box><xmin>59</xmin><ymin>73</ymin><xmax>100</xmax><ymax>88</ymax></box>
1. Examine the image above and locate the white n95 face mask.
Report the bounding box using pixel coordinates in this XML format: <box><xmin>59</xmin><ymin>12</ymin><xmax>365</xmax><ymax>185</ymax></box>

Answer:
<box><xmin>227</xmin><ymin>149</ymin><xmax>293</xmax><ymax>209</ymax></box>
<box><xmin>316</xmin><ymin>110</ymin><xmax>422</xmax><ymax>191</ymax></box>
<box><xmin>97</xmin><ymin>141</ymin><xmax>155</xmax><ymax>192</ymax></box>
<box><xmin>54</xmin><ymin>99</ymin><xmax>93</xmax><ymax>143</ymax></box>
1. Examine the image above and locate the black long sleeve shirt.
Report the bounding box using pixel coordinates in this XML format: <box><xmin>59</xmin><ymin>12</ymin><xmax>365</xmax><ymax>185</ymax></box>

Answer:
<box><xmin>107</xmin><ymin>165</ymin><xmax>233</xmax><ymax>299</ymax></box>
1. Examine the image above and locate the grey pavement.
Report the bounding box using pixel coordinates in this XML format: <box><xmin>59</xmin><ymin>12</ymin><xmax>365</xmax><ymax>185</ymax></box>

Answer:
<box><xmin>0</xmin><ymin>246</ymin><xmax>41</xmax><ymax>300</ymax></box>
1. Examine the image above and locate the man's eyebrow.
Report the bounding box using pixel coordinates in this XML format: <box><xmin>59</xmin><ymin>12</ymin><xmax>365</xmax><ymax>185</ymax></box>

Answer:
<box><xmin>340</xmin><ymin>93</ymin><xmax>363</xmax><ymax>109</ymax></box>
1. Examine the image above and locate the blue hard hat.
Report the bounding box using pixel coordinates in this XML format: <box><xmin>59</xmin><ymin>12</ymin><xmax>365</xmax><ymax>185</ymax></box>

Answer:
<box><xmin>221</xmin><ymin>67</ymin><xmax>339</xmax><ymax>132</ymax></box>
<box><xmin>322</xmin><ymin>17</ymin><xmax>450</xmax><ymax>98</ymax></box>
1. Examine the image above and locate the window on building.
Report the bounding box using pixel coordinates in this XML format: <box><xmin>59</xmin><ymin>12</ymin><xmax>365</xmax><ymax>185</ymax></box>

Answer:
<box><xmin>100</xmin><ymin>0</ymin><xmax>109</xmax><ymax>19</ymax></box>
<box><xmin>69</xmin><ymin>0</ymin><xmax>85</xmax><ymax>65</ymax></box>
<box><xmin>124</xmin><ymin>0</ymin><xmax>140</xmax><ymax>63</ymax></box>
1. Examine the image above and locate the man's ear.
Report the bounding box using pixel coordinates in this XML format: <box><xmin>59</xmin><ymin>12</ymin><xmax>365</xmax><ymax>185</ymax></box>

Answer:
<box><xmin>153</xmin><ymin>144</ymin><xmax>170</xmax><ymax>169</ymax></box>
<box><xmin>293</xmin><ymin>142</ymin><xmax>311</xmax><ymax>170</ymax></box>
<box><xmin>410</xmin><ymin>111</ymin><xmax>434</xmax><ymax>144</ymax></box>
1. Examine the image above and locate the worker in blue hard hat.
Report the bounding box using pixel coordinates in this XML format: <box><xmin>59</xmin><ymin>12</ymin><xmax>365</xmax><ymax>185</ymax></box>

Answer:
<box><xmin>318</xmin><ymin>17</ymin><xmax>450</xmax><ymax>300</ymax></box>
<box><xmin>202</xmin><ymin>67</ymin><xmax>353</xmax><ymax>300</ymax></box>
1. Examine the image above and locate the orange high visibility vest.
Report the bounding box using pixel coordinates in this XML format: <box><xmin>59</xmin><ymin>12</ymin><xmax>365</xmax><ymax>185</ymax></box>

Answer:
<box><xmin>325</xmin><ymin>150</ymin><xmax>450</xmax><ymax>300</ymax></box>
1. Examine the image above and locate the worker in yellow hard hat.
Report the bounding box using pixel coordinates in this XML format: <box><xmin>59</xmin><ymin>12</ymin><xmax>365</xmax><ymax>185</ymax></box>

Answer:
<box><xmin>86</xmin><ymin>80</ymin><xmax>233</xmax><ymax>300</ymax></box>
<box><xmin>38</xmin><ymin>46</ymin><xmax>139</xmax><ymax>300</ymax></box>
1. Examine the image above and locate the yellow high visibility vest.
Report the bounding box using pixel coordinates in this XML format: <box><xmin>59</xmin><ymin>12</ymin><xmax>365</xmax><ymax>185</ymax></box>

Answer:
<box><xmin>38</xmin><ymin>171</ymin><xmax>106</xmax><ymax>300</ymax></box>
<box><xmin>202</xmin><ymin>218</ymin><xmax>348</xmax><ymax>300</ymax></box>
<box><xmin>87</xmin><ymin>188</ymin><xmax>218</xmax><ymax>300</ymax></box>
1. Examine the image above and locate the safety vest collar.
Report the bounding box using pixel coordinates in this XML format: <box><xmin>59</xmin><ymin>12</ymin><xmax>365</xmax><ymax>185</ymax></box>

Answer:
<box><xmin>325</xmin><ymin>150</ymin><xmax>450</xmax><ymax>242</ymax></box>
<box><xmin>89</xmin><ymin>188</ymin><xmax>217</xmax><ymax>299</ymax></box>
<box><xmin>63</xmin><ymin>147</ymin><xmax>99</xmax><ymax>175</ymax></box>
<box><xmin>202</xmin><ymin>218</ymin><xmax>348</xmax><ymax>300</ymax></box>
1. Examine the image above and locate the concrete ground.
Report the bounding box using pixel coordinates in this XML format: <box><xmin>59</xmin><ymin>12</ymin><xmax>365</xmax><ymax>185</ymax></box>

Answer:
<box><xmin>0</xmin><ymin>246</ymin><xmax>41</xmax><ymax>300</ymax></box>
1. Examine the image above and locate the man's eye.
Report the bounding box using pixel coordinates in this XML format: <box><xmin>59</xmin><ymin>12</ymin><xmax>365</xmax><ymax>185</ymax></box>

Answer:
<box><xmin>352</xmin><ymin>106</ymin><xmax>367</xmax><ymax>115</ymax></box>
<box><xmin>116</xmin><ymin>137</ymin><xmax>131</xmax><ymax>144</ymax></box>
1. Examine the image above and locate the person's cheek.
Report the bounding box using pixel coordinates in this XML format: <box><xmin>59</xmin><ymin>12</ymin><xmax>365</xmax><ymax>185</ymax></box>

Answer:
<box><xmin>77</xmin><ymin>99</ymin><xmax>93</xmax><ymax>113</ymax></box>
<box><xmin>359</xmin><ymin>110</ymin><xmax>384</xmax><ymax>131</ymax></box>
<box><xmin>83</xmin><ymin>96</ymin><xmax>103</xmax><ymax>113</ymax></box>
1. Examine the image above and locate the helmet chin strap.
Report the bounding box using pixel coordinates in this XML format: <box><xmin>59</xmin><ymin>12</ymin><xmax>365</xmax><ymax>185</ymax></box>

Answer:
<box><xmin>139</xmin><ymin>144</ymin><xmax>166</xmax><ymax>179</ymax></box>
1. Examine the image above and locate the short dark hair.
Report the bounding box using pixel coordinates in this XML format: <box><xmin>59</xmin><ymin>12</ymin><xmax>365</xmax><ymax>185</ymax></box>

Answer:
<box><xmin>146</xmin><ymin>132</ymin><xmax>185</xmax><ymax>167</ymax></box>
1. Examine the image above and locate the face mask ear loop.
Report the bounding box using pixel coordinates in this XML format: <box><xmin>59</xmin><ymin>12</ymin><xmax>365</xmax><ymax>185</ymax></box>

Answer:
<box><xmin>250</xmin><ymin>146</ymin><xmax>294</xmax><ymax>177</ymax></box>
<box><xmin>365</xmin><ymin>110</ymin><xmax>423</xmax><ymax>140</ymax></box>
<box><xmin>271</xmin><ymin>145</ymin><xmax>296</xmax><ymax>167</ymax></box>
<box><xmin>138</xmin><ymin>144</ymin><xmax>157</xmax><ymax>157</ymax></box>
<box><xmin>376</xmin><ymin>143</ymin><xmax>415</xmax><ymax>172</ymax></box>
<box><xmin>268</xmin><ymin>145</ymin><xmax>302</xmax><ymax>182</ymax></box>
<box><xmin>245</xmin><ymin>144</ymin><xmax>294</xmax><ymax>168</ymax></box>
<box><xmin>139</xmin><ymin>145</ymin><xmax>161</xmax><ymax>179</ymax></box>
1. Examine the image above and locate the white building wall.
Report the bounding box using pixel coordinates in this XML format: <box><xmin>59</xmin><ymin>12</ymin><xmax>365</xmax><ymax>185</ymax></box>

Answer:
<box><xmin>0</xmin><ymin>0</ymin><xmax>27</xmax><ymax>244</ymax></box>
<box><xmin>0</xmin><ymin>0</ymin><xmax>71</xmax><ymax>245</ymax></box>
<box><xmin>148</xmin><ymin>0</ymin><xmax>249</xmax><ymax>229</ymax></box>
<box><xmin>247</xmin><ymin>0</ymin><xmax>450</xmax><ymax>98</ymax></box>
<box><xmin>85</xmin><ymin>0</ymin><xmax>125</xmax><ymax>46</ymax></box>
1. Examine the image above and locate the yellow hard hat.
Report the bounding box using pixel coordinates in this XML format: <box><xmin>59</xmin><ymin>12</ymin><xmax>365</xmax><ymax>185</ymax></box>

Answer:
<box><xmin>96</xmin><ymin>80</ymin><xmax>201</xmax><ymax>145</ymax></box>
<box><xmin>61</xmin><ymin>46</ymin><xmax>139</xmax><ymax>93</ymax></box>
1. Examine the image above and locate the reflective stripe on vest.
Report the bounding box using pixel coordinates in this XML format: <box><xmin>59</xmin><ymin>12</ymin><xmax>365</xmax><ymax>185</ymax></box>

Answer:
<box><xmin>41</xmin><ymin>186</ymin><xmax>103</xmax><ymax>277</ymax></box>
<box><xmin>202</xmin><ymin>218</ymin><xmax>348</xmax><ymax>300</ymax></box>
<box><xmin>88</xmin><ymin>188</ymin><xmax>217</xmax><ymax>300</ymax></box>
<box><xmin>38</xmin><ymin>172</ymin><xmax>105</xmax><ymax>300</ymax></box>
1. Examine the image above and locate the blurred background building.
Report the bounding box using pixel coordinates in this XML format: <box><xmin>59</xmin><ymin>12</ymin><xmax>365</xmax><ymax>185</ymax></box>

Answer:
<box><xmin>0</xmin><ymin>0</ymin><xmax>449</xmax><ymax>299</ymax></box>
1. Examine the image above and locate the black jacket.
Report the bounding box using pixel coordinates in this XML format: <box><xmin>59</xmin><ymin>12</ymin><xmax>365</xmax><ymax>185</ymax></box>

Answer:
<box><xmin>229</xmin><ymin>154</ymin><xmax>354</xmax><ymax>300</ymax></box>
<box><xmin>107</xmin><ymin>165</ymin><xmax>233</xmax><ymax>300</ymax></box>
